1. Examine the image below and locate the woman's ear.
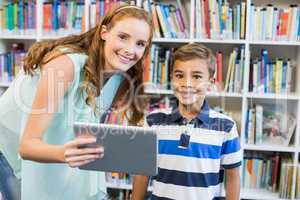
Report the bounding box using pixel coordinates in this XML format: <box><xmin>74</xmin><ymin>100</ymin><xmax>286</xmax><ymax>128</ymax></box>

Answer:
<box><xmin>100</xmin><ymin>25</ymin><xmax>108</xmax><ymax>41</ymax></box>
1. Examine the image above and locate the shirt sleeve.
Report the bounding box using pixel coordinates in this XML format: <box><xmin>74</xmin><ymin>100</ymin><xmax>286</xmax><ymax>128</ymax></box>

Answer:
<box><xmin>220</xmin><ymin>122</ymin><xmax>243</xmax><ymax>169</ymax></box>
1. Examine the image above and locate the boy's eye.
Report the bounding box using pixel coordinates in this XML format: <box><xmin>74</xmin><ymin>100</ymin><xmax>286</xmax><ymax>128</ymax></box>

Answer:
<box><xmin>193</xmin><ymin>75</ymin><xmax>202</xmax><ymax>80</ymax></box>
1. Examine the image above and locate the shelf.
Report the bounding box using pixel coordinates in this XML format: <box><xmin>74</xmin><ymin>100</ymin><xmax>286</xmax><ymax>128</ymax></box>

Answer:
<box><xmin>243</xmin><ymin>144</ymin><xmax>297</xmax><ymax>153</ymax></box>
<box><xmin>106</xmin><ymin>182</ymin><xmax>153</xmax><ymax>191</ymax></box>
<box><xmin>152</xmin><ymin>38</ymin><xmax>190</xmax><ymax>43</ymax></box>
<box><xmin>106</xmin><ymin>182</ymin><xmax>132</xmax><ymax>190</ymax></box>
<box><xmin>144</xmin><ymin>88</ymin><xmax>243</xmax><ymax>98</ymax></box>
<box><xmin>144</xmin><ymin>88</ymin><xmax>173</xmax><ymax>95</ymax></box>
<box><xmin>247</xmin><ymin>92</ymin><xmax>299</xmax><ymax>100</ymax></box>
<box><xmin>206</xmin><ymin>91</ymin><xmax>243</xmax><ymax>98</ymax></box>
<box><xmin>0</xmin><ymin>32</ymin><xmax>37</xmax><ymax>40</ymax></box>
<box><xmin>40</xmin><ymin>30</ymin><xmax>82</xmax><ymax>40</ymax></box>
<box><xmin>106</xmin><ymin>183</ymin><xmax>287</xmax><ymax>200</ymax></box>
<box><xmin>193</xmin><ymin>38</ymin><xmax>246</xmax><ymax>44</ymax></box>
<box><xmin>250</xmin><ymin>40</ymin><xmax>300</xmax><ymax>46</ymax></box>
<box><xmin>241</xmin><ymin>188</ymin><xmax>288</xmax><ymax>200</ymax></box>
<box><xmin>152</xmin><ymin>38</ymin><xmax>246</xmax><ymax>44</ymax></box>
<box><xmin>0</xmin><ymin>82</ymin><xmax>11</xmax><ymax>87</ymax></box>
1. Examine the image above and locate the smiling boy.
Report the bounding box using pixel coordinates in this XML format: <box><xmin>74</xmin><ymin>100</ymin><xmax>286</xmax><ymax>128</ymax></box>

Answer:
<box><xmin>132</xmin><ymin>43</ymin><xmax>242</xmax><ymax>200</ymax></box>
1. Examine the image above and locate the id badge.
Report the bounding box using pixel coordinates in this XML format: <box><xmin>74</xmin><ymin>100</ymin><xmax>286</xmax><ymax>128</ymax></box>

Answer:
<box><xmin>178</xmin><ymin>131</ymin><xmax>190</xmax><ymax>149</ymax></box>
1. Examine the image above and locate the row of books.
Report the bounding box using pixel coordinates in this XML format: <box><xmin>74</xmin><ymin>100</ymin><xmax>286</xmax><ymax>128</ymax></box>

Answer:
<box><xmin>245</xmin><ymin>103</ymin><xmax>296</xmax><ymax>146</ymax></box>
<box><xmin>195</xmin><ymin>0</ymin><xmax>246</xmax><ymax>40</ymax></box>
<box><xmin>0</xmin><ymin>43</ymin><xmax>26</xmax><ymax>83</ymax></box>
<box><xmin>142</xmin><ymin>0</ymin><xmax>189</xmax><ymax>39</ymax></box>
<box><xmin>143</xmin><ymin>45</ymin><xmax>245</xmax><ymax>94</ymax></box>
<box><xmin>43</xmin><ymin>0</ymin><xmax>85</xmax><ymax>34</ymax></box>
<box><xmin>222</xmin><ymin>47</ymin><xmax>245</xmax><ymax>93</ymax></box>
<box><xmin>249</xmin><ymin>50</ymin><xmax>293</xmax><ymax>94</ymax></box>
<box><xmin>249</xmin><ymin>4</ymin><xmax>300</xmax><ymax>41</ymax></box>
<box><xmin>89</xmin><ymin>0</ymin><xmax>136</xmax><ymax>28</ymax></box>
<box><xmin>0</xmin><ymin>0</ymin><xmax>36</xmax><ymax>34</ymax></box>
<box><xmin>242</xmin><ymin>153</ymin><xmax>294</xmax><ymax>198</ymax></box>
<box><xmin>144</xmin><ymin>46</ymin><xmax>296</xmax><ymax>95</ymax></box>
<box><xmin>278</xmin><ymin>157</ymin><xmax>295</xmax><ymax>199</ymax></box>
<box><xmin>143</xmin><ymin>45</ymin><xmax>172</xmax><ymax>90</ymax></box>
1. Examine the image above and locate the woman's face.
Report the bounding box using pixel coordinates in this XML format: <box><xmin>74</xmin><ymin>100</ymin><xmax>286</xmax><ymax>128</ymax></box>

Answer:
<box><xmin>101</xmin><ymin>17</ymin><xmax>151</xmax><ymax>72</ymax></box>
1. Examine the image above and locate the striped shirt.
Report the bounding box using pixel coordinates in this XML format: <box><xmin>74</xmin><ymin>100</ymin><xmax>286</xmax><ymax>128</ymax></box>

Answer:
<box><xmin>147</xmin><ymin>100</ymin><xmax>242</xmax><ymax>200</ymax></box>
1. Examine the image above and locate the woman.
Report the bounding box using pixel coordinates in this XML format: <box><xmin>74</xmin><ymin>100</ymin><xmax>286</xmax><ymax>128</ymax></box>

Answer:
<box><xmin>0</xmin><ymin>4</ymin><xmax>153</xmax><ymax>200</ymax></box>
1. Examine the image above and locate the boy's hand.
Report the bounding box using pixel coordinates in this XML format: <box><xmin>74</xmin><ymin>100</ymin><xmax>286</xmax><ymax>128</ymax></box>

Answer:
<box><xmin>63</xmin><ymin>137</ymin><xmax>104</xmax><ymax>168</ymax></box>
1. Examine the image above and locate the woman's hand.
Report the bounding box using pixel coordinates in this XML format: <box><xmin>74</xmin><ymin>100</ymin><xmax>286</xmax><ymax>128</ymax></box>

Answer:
<box><xmin>63</xmin><ymin>137</ymin><xmax>104</xmax><ymax>168</ymax></box>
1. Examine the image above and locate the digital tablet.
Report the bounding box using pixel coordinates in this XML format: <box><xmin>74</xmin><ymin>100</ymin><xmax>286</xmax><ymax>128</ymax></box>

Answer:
<box><xmin>73</xmin><ymin>122</ymin><xmax>157</xmax><ymax>176</ymax></box>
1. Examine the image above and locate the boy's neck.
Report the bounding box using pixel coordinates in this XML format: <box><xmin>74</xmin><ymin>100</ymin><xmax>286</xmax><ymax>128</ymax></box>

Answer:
<box><xmin>178</xmin><ymin>99</ymin><xmax>205</xmax><ymax>122</ymax></box>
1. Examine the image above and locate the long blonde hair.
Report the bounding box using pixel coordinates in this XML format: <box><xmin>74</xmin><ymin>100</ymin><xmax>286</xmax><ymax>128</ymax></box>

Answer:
<box><xmin>23</xmin><ymin>5</ymin><xmax>153</xmax><ymax>125</ymax></box>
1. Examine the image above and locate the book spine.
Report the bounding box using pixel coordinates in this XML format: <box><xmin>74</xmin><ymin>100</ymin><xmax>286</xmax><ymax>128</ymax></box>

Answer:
<box><xmin>151</xmin><ymin>3</ymin><xmax>161</xmax><ymax>38</ymax></box>
<box><xmin>255</xmin><ymin>104</ymin><xmax>263</xmax><ymax>144</ymax></box>
<box><xmin>156</xmin><ymin>4</ymin><xmax>169</xmax><ymax>38</ymax></box>
<box><xmin>272</xmin><ymin>8</ymin><xmax>278</xmax><ymax>40</ymax></box>
<box><xmin>216</xmin><ymin>51</ymin><xmax>222</xmax><ymax>84</ymax></box>
<box><xmin>240</xmin><ymin>2</ymin><xmax>246</xmax><ymax>39</ymax></box>
<box><xmin>203</xmin><ymin>0</ymin><xmax>210</xmax><ymax>38</ymax></box>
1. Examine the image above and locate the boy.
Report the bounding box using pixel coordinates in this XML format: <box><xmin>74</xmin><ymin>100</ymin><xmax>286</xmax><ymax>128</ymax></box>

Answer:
<box><xmin>132</xmin><ymin>43</ymin><xmax>242</xmax><ymax>200</ymax></box>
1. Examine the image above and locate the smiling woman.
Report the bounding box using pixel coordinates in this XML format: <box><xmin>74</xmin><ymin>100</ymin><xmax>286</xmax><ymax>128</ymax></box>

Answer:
<box><xmin>101</xmin><ymin>18</ymin><xmax>150</xmax><ymax>72</ymax></box>
<box><xmin>0</xmin><ymin>4</ymin><xmax>153</xmax><ymax>200</ymax></box>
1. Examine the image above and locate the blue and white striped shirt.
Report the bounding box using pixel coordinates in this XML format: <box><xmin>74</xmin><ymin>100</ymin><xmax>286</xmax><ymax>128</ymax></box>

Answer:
<box><xmin>147</xmin><ymin>100</ymin><xmax>242</xmax><ymax>200</ymax></box>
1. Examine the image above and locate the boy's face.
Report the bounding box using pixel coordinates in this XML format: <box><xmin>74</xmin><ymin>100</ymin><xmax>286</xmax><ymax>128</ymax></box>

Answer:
<box><xmin>172</xmin><ymin>58</ymin><xmax>211</xmax><ymax>107</ymax></box>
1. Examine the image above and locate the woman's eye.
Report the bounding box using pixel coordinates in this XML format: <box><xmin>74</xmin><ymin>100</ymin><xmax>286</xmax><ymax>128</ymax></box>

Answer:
<box><xmin>118</xmin><ymin>35</ymin><xmax>127</xmax><ymax>40</ymax></box>
<box><xmin>137</xmin><ymin>42</ymin><xmax>146</xmax><ymax>47</ymax></box>
<box><xmin>175</xmin><ymin>74</ymin><xmax>183</xmax><ymax>79</ymax></box>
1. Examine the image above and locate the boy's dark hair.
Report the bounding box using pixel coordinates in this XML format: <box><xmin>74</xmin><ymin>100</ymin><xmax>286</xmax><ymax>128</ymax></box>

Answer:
<box><xmin>172</xmin><ymin>43</ymin><xmax>216</xmax><ymax>78</ymax></box>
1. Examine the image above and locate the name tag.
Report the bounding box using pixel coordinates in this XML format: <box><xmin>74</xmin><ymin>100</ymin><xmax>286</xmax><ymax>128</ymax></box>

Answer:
<box><xmin>178</xmin><ymin>123</ymin><xmax>194</xmax><ymax>149</ymax></box>
<box><xmin>178</xmin><ymin>131</ymin><xmax>190</xmax><ymax>149</ymax></box>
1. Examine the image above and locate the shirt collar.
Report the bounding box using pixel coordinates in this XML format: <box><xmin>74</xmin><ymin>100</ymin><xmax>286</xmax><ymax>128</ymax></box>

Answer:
<box><xmin>169</xmin><ymin>100</ymin><xmax>210</xmax><ymax>124</ymax></box>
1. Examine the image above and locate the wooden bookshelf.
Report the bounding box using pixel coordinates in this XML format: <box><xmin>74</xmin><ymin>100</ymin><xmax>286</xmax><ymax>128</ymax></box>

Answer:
<box><xmin>0</xmin><ymin>0</ymin><xmax>300</xmax><ymax>199</ymax></box>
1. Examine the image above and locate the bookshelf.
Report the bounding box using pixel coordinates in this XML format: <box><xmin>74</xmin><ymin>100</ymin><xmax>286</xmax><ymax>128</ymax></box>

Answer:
<box><xmin>0</xmin><ymin>0</ymin><xmax>300</xmax><ymax>199</ymax></box>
